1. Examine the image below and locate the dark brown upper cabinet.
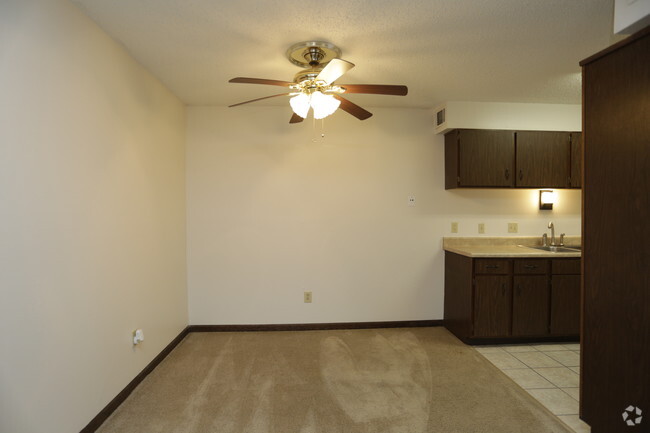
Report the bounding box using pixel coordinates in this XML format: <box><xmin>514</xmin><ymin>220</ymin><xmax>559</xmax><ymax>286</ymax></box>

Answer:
<box><xmin>444</xmin><ymin>128</ymin><xmax>581</xmax><ymax>189</ymax></box>
<box><xmin>570</xmin><ymin>132</ymin><xmax>582</xmax><ymax>188</ymax></box>
<box><xmin>445</xmin><ymin>129</ymin><xmax>515</xmax><ymax>188</ymax></box>
<box><xmin>516</xmin><ymin>131</ymin><xmax>571</xmax><ymax>188</ymax></box>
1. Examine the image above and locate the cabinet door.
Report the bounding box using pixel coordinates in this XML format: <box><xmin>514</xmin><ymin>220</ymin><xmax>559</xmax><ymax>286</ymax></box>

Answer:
<box><xmin>512</xmin><ymin>276</ymin><xmax>549</xmax><ymax>336</ymax></box>
<box><xmin>457</xmin><ymin>130</ymin><xmax>515</xmax><ymax>187</ymax></box>
<box><xmin>444</xmin><ymin>252</ymin><xmax>474</xmax><ymax>342</ymax></box>
<box><xmin>516</xmin><ymin>131</ymin><xmax>570</xmax><ymax>188</ymax></box>
<box><xmin>473</xmin><ymin>276</ymin><xmax>511</xmax><ymax>337</ymax></box>
<box><xmin>550</xmin><ymin>275</ymin><xmax>580</xmax><ymax>335</ymax></box>
<box><xmin>570</xmin><ymin>132</ymin><xmax>582</xmax><ymax>188</ymax></box>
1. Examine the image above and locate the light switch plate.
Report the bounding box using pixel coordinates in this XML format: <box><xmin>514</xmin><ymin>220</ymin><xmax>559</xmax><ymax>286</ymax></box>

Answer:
<box><xmin>451</xmin><ymin>222</ymin><xmax>458</xmax><ymax>233</ymax></box>
<box><xmin>478</xmin><ymin>223</ymin><xmax>485</xmax><ymax>234</ymax></box>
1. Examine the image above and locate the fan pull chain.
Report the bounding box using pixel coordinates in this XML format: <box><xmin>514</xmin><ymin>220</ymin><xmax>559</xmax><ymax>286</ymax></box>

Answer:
<box><xmin>310</xmin><ymin>116</ymin><xmax>327</xmax><ymax>143</ymax></box>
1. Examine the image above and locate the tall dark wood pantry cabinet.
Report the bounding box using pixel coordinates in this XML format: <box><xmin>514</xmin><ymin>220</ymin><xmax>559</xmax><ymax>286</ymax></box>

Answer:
<box><xmin>580</xmin><ymin>26</ymin><xmax>650</xmax><ymax>433</ymax></box>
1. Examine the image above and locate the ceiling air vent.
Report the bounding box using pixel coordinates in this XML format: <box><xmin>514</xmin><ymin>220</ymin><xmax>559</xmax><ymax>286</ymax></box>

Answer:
<box><xmin>436</xmin><ymin>108</ymin><xmax>446</xmax><ymax>127</ymax></box>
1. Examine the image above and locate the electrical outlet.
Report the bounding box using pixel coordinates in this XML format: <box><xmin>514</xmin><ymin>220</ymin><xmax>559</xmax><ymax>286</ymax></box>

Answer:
<box><xmin>478</xmin><ymin>223</ymin><xmax>485</xmax><ymax>234</ymax></box>
<box><xmin>451</xmin><ymin>222</ymin><xmax>458</xmax><ymax>233</ymax></box>
<box><xmin>508</xmin><ymin>222</ymin><xmax>518</xmax><ymax>233</ymax></box>
<box><xmin>304</xmin><ymin>291</ymin><xmax>312</xmax><ymax>303</ymax></box>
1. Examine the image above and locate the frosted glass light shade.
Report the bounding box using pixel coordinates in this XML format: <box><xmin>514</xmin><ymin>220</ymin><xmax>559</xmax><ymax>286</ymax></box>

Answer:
<box><xmin>290</xmin><ymin>93</ymin><xmax>310</xmax><ymax>119</ymax></box>
<box><xmin>540</xmin><ymin>189</ymin><xmax>557</xmax><ymax>210</ymax></box>
<box><xmin>311</xmin><ymin>92</ymin><xmax>340</xmax><ymax>119</ymax></box>
<box><xmin>289</xmin><ymin>91</ymin><xmax>341</xmax><ymax>120</ymax></box>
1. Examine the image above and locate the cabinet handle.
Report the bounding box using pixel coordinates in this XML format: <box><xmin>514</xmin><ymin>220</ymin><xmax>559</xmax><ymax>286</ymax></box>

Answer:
<box><xmin>486</xmin><ymin>265</ymin><xmax>499</xmax><ymax>269</ymax></box>
<box><xmin>523</xmin><ymin>265</ymin><xmax>538</xmax><ymax>269</ymax></box>
<box><xmin>502</xmin><ymin>283</ymin><xmax>506</xmax><ymax>296</ymax></box>
<box><xmin>516</xmin><ymin>284</ymin><xmax>521</xmax><ymax>296</ymax></box>
<box><xmin>519</xmin><ymin>169</ymin><xmax>523</xmax><ymax>181</ymax></box>
<box><xmin>505</xmin><ymin>168</ymin><xmax>510</xmax><ymax>180</ymax></box>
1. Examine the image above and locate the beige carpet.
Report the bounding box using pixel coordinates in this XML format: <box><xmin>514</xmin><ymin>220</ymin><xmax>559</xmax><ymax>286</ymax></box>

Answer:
<box><xmin>98</xmin><ymin>327</ymin><xmax>573</xmax><ymax>433</ymax></box>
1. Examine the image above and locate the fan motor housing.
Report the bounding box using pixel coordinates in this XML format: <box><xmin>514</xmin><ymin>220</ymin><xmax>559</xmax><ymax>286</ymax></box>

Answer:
<box><xmin>293</xmin><ymin>69</ymin><xmax>321</xmax><ymax>84</ymax></box>
<box><xmin>303</xmin><ymin>47</ymin><xmax>325</xmax><ymax>66</ymax></box>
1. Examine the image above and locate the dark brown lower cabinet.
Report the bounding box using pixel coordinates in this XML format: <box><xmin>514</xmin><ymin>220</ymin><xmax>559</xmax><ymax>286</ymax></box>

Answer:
<box><xmin>550</xmin><ymin>258</ymin><xmax>581</xmax><ymax>336</ymax></box>
<box><xmin>474</xmin><ymin>276</ymin><xmax>511</xmax><ymax>337</ymax></box>
<box><xmin>550</xmin><ymin>275</ymin><xmax>580</xmax><ymax>335</ymax></box>
<box><xmin>512</xmin><ymin>276</ymin><xmax>549</xmax><ymax>336</ymax></box>
<box><xmin>444</xmin><ymin>252</ymin><xmax>580</xmax><ymax>343</ymax></box>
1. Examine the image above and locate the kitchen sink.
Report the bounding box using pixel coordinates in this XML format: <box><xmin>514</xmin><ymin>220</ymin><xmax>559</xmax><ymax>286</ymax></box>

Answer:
<box><xmin>525</xmin><ymin>245</ymin><xmax>581</xmax><ymax>253</ymax></box>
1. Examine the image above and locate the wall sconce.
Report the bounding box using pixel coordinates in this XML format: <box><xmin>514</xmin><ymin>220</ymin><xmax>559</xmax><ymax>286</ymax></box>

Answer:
<box><xmin>539</xmin><ymin>190</ymin><xmax>557</xmax><ymax>210</ymax></box>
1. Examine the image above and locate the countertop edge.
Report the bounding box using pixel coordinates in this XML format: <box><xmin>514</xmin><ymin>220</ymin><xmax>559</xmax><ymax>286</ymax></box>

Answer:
<box><xmin>444</xmin><ymin>245</ymin><xmax>581</xmax><ymax>258</ymax></box>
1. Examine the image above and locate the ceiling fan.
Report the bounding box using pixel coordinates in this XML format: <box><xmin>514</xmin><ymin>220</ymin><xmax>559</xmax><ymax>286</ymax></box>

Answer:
<box><xmin>228</xmin><ymin>41</ymin><xmax>408</xmax><ymax>124</ymax></box>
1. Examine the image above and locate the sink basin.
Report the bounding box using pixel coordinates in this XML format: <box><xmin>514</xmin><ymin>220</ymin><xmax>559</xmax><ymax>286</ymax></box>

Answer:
<box><xmin>525</xmin><ymin>245</ymin><xmax>581</xmax><ymax>253</ymax></box>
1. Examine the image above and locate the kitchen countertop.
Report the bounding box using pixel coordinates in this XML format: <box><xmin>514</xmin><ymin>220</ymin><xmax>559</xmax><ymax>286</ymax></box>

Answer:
<box><xmin>443</xmin><ymin>236</ymin><xmax>581</xmax><ymax>258</ymax></box>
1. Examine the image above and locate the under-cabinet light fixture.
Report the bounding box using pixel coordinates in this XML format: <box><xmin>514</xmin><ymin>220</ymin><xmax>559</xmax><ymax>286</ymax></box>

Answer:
<box><xmin>539</xmin><ymin>190</ymin><xmax>556</xmax><ymax>210</ymax></box>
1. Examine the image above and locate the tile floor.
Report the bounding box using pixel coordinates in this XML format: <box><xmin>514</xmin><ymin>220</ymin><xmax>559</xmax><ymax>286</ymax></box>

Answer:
<box><xmin>474</xmin><ymin>343</ymin><xmax>590</xmax><ymax>433</ymax></box>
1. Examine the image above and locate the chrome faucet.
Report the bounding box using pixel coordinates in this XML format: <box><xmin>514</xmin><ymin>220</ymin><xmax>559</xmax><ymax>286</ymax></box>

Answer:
<box><xmin>548</xmin><ymin>221</ymin><xmax>556</xmax><ymax>246</ymax></box>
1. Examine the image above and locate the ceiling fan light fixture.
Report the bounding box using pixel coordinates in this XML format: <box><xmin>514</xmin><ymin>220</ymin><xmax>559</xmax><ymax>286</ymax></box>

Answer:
<box><xmin>289</xmin><ymin>93</ymin><xmax>311</xmax><ymax>119</ymax></box>
<box><xmin>311</xmin><ymin>91</ymin><xmax>340</xmax><ymax>119</ymax></box>
<box><xmin>229</xmin><ymin>40</ymin><xmax>407</xmax><ymax>124</ymax></box>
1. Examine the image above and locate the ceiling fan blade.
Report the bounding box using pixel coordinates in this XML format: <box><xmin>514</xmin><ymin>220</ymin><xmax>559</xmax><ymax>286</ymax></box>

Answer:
<box><xmin>332</xmin><ymin>95</ymin><xmax>373</xmax><ymax>120</ymax></box>
<box><xmin>289</xmin><ymin>113</ymin><xmax>304</xmax><ymax>124</ymax></box>
<box><xmin>339</xmin><ymin>84</ymin><xmax>408</xmax><ymax>96</ymax></box>
<box><xmin>228</xmin><ymin>93</ymin><xmax>290</xmax><ymax>108</ymax></box>
<box><xmin>229</xmin><ymin>77</ymin><xmax>294</xmax><ymax>87</ymax></box>
<box><xmin>316</xmin><ymin>59</ymin><xmax>355</xmax><ymax>85</ymax></box>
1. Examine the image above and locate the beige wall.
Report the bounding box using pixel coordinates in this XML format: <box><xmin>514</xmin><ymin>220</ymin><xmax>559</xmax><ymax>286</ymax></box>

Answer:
<box><xmin>186</xmin><ymin>106</ymin><xmax>581</xmax><ymax>325</ymax></box>
<box><xmin>0</xmin><ymin>1</ymin><xmax>187</xmax><ymax>432</ymax></box>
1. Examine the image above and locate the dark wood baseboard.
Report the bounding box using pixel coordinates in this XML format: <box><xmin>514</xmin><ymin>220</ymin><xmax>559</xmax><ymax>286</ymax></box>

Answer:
<box><xmin>189</xmin><ymin>320</ymin><xmax>443</xmax><ymax>333</ymax></box>
<box><xmin>80</xmin><ymin>326</ymin><xmax>190</xmax><ymax>433</ymax></box>
<box><xmin>80</xmin><ymin>319</ymin><xmax>442</xmax><ymax>432</ymax></box>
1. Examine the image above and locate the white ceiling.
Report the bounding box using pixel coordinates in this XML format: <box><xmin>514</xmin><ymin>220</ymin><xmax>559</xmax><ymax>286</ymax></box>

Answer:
<box><xmin>70</xmin><ymin>0</ymin><xmax>619</xmax><ymax>109</ymax></box>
